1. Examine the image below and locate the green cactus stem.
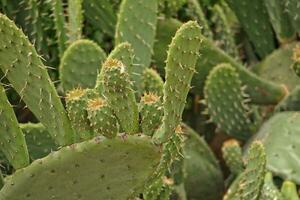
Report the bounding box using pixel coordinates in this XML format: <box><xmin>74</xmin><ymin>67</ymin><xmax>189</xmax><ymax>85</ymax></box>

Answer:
<box><xmin>0</xmin><ymin>14</ymin><xmax>75</xmax><ymax>146</ymax></box>
<box><xmin>0</xmin><ymin>85</ymin><xmax>29</xmax><ymax>169</ymax></box>
<box><xmin>87</xmin><ymin>97</ymin><xmax>119</xmax><ymax>139</ymax></box>
<box><xmin>254</xmin><ymin>42</ymin><xmax>300</xmax><ymax>92</ymax></box>
<box><xmin>153</xmin><ymin>21</ymin><xmax>202</xmax><ymax>143</ymax></box>
<box><xmin>284</xmin><ymin>0</ymin><xmax>300</xmax><ymax>34</ymax></box>
<box><xmin>20</xmin><ymin>123</ymin><xmax>58</xmax><ymax>160</ymax></box>
<box><xmin>153</xmin><ymin>18</ymin><xmax>182</xmax><ymax>75</ymax></box>
<box><xmin>211</xmin><ymin>4</ymin><xmax>239</xmax><ymax>59</ymax></box>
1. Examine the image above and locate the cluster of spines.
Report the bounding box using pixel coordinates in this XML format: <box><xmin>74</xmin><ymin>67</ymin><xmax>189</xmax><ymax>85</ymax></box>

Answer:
<box><xmin>87</xmin><ymin>97</ymin><xmax>119</xmax><ymax>139</ymax></box>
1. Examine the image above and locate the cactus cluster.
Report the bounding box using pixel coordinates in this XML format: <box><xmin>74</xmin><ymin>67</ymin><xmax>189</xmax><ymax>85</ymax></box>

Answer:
<box><xmin>1</xmin><ymin>0</ymin><xmax>300</xmax><ymax>200</ymax></box>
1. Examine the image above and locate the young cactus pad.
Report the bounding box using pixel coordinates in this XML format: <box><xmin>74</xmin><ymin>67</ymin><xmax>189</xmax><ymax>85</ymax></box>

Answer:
<box><xmin>0</xmin><ymin>135</ymin><xmax>161</xmax><ymax>200</ymax></box>
<box><xmin>222</xmin><ymin>139</ymin><xmax>244</xmax><ymax>176</ymax></box>
<box><xmin>0</xmin><ymin>13</ymin><xmax>75</xmax><ymax>146</ymax></box>
<box><xmin>87</xmin><ymin>97</ymin><xmax>119</xmax><ymax>139</ymax></box>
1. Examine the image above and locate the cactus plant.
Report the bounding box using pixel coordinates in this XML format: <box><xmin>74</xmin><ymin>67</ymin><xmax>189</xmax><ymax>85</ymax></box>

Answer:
<box><xmin>0</xmin><ymin>9</ymin><xmax>201</xmax><ymax>199</ymax></box>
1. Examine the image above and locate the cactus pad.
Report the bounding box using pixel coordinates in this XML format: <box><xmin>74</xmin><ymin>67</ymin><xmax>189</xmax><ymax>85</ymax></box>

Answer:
<box><xmin>204</xmin><ymin>64</ymin><xmax>255</xmax><ymax>140</ymax></box>
<box><xmin>0</xmin><ymin>135</ymin><xmax>161</xmax><ymax>200</ymax></box>
<box><xmin>60</xmin><ymin>39</ymin><xmax>106</xmax><ymax>92</ymax></box>
<box><xmin>0</xmin><ymin>13</ymin><xmax>74</xmax><ymax>146</ymax></box>
<box><xmin>249</xmin><ymin>112</ymin><xmax>300</xmax><ymax>184</ymax></box>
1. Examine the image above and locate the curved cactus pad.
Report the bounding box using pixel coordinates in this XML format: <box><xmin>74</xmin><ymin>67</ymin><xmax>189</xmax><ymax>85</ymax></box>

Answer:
<box><xmin>0</xmin><ymin>135</ymin><xmax>161</xmax><ymax>200</ymax></box>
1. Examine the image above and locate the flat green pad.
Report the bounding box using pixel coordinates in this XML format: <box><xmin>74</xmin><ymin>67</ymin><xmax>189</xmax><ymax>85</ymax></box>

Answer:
<box><xmin>60</xmin><ymin>39</ymin><xmax>106</xmax><ymax>92</ymax></box>
<box><xmin>249</xmin><ymin>112</ymin><xmax>300</xmax><ymax>184</ymax></box>
<box><xmin>0</xmin><ymin>135</ymin><xmax>161</xmax><ymax>200</ymax></box>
